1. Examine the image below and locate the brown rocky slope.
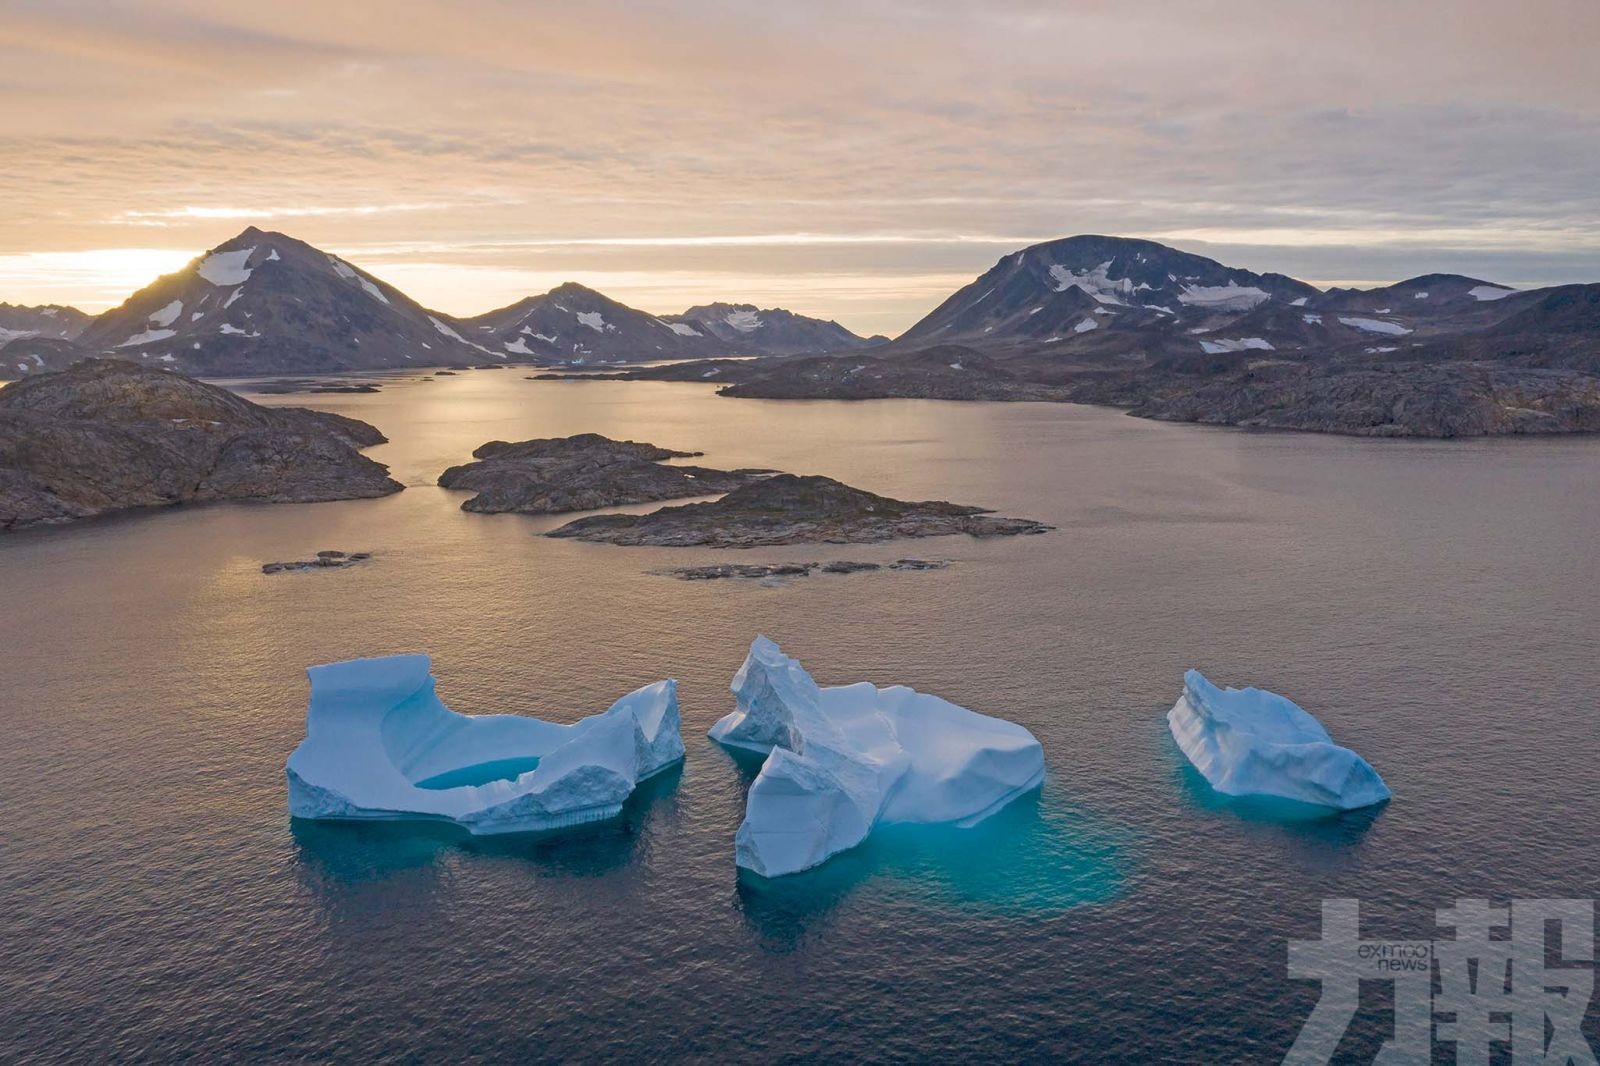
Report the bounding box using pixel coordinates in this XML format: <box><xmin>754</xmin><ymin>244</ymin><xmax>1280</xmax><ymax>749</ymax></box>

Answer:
<box><xmin>0</xmin><ymin>360</ymin><xmax>401</xmax><ymax>530</ymax></box>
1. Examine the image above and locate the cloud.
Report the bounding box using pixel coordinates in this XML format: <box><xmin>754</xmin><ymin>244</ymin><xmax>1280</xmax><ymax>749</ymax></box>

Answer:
<box><xmin>112</xmin><ymin>199</ymin><xmax>519</xmax><ymax>225</ymax></box>
<box><xmin>0</xmin><ymin>0</ymin><xmax>1596</xmax><ymax>331</ymax></box>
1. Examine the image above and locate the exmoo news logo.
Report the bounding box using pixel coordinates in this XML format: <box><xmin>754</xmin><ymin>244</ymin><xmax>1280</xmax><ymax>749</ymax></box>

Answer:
<box><xmin>1286</xmin><ymin>898</ymin><xmax>1596</xmax><ymax>1064</ymax></box>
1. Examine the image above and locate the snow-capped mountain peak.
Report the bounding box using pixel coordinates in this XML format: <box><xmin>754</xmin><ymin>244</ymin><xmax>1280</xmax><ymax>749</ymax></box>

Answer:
<box><xmin>899</xmin><ymin>234</ymin><xmax>1318</xmax><ymax>347</ymax></box>
<box><xmin>71</xmin><ymin>228</ymin><xmax>484</xmax><ymax>374</ymax></box>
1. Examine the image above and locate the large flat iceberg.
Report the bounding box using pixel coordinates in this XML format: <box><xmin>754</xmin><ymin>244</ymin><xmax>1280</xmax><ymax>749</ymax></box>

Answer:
<box><xmin>1167</xmin><ymin>669</ymin><xmax>1390</xmax><ymax>811</ymax></box>
<box><xmin>711</xmin><ymin>636</ymin><xmax>1045</xmax><ymax>877</ymax></box>
<box><xmin>286</xmin><ymin>654</ymin><xmax>684</xmax><ymax>833</ymax></box>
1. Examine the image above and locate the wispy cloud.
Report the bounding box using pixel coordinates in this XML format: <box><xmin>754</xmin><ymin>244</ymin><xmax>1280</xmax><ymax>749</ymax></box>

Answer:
<box><xmin>112</xmin><ymin>202</ymin><xmax>504</xmax><ymax>225</ymax></box>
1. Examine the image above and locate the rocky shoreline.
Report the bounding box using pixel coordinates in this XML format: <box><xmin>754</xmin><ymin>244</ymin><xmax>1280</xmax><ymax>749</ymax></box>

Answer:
<box><xmin>1116</xmin><ymin>362</ymin><xmax>1600</xmax><ymax>437</ymax></box>
<box><xmin>582</xmin><ymin>345</ymin><xmax>1600</xmax><ymax>439</ymax></box>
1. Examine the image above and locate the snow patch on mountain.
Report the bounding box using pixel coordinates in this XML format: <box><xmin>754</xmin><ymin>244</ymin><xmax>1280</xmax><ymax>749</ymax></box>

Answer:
<box><xmin>429</xmin><ymin>315</ymin><xmax>468</xmax><ymax>342</ymax></box>
<box><xmin>119</xmin><ymin>328</ymin><xmax>177</xmax><ymax>347</ymax></box>
<box><xmin>1048</xmin><ymin>261</ymin><xmax>1132</xmax><ymax>305</ymax></box>
<box><xmin>576</xmin><ymin>311</ymin><xmax>610</xmax><ymax>332</ymax></box>
<box><xmin>1199</xmin><ymin>337</ymin><xmax>1274</xmax><ymax>354</ymax></box>
<box><xmin>1073</xmin><ymin>318</ymin><xmax>1098</xmax><ymax>333</ymax></box>
<box><xmin>149</xmin><ymin>300</ymin><xmax>183</xmax><ymax>328</ymax></box>
<box><xmin>197</xmin><ymin>248</ymin><xmax>255</xmax><ymax>286</ymax></box>
<box><xmin>1178</xmin><ymin>283</ymin><xmax>1271</xmax><ymax>311</ymax></box>
<box><xmin>328</xmin><ymin>256</ymin><xmax>390</xmax><ymax>304</ymax></box>
<box><xmin>1339</xmin><ymin>317</ymin><xmax>1412</xmax><ymax>336</ymax></box>
<box><xmin>725</xmin><ymin>309</ymin><xmax>763</xmax><ymax>332</ymax></box>
<box><xmin>667</xmin><ymin>321</ymin><xmax>701</xmax><ymax>337</ymax></box>
<box><xmin>1469</xmin><ymin>285</ymin><xmax>1516</xmax><ymax>302</ymax></box>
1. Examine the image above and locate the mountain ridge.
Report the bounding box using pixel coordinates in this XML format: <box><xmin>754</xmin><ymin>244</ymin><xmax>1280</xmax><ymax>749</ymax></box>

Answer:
<box><xmin>2</xmin><ymin>228</ymin><xmax>883</xmax><ymax>379</ymax></box>
<box><xmin>567</xmin><ymin>234</ymin><xmax>1600</xmax><ymax>437</ymax></box>
<box><xmin>5</xmin><ymin>231</ymin><xmax>1596</xmax><ymax>411</ymax></box>
<box><xmin>665</xmin><ymin>302</ymin><xmax>887</xmax><ymax>356</ymax></box>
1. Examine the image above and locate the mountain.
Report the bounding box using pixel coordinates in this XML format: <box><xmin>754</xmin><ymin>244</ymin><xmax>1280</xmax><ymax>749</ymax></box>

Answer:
<box><xmin>70</xmin><ymin>227</ymin><xmax>487</xmax><ymax>375</ymax></box>
<box><xmin>460</xmin><ymin>286</ymin><xmax>884</xmax><ymax>363</ymax></box>
<box><xmin>898</xmin><ymin>234</ymin><xmax>1319</xmax><ymax>350</ymax></box>
<box><xmin>0</xmin><ymin>228</ymin><xmax>884</xmax><ymax>379</ymax></box>
<box><xmin>1307</xmin><ymin>273</ymin><xmax>1516</xmax><ymax>316</ymax></box>
<box><xmin>1</xmin><ymin>336</ymin><xmax>92</xmax><ymax>378</ymax></box>
<box><xmin>1487</xmin><ymin>283</ymin><xmax>1600</xmax><ymax>337</ymax></box>
<box><xmin>458</xmin><ymin>282</ymin><xmax>711</xmax><ymax>363</ymax></box>
<box><xmin>0</xmin><ymin>303</ymin><xmax>95</xmax><ymax>378</ymax></box>
<box><xmin>884</xmin><ymin>234</ymin><xmax>1600</xmax><ymax>375</ymax></box>
<box><xmin>0</xmin><ymin>302</ymin><xmax>91</xmax><ymax>343</ymax></box>
<box><xmin>6</xmin><ymin>230</ymin><xmax>1595</xmax><ymax>432</ymax></box>
<box><xmin>665</xmin><ymin>303</ymin><xmax>886</xmax><ymax>356</ymax></box>
<box><xmin>585</xmin><ymin>235</ymin><xmax>1600</xmax><ymax>437</ymax></box>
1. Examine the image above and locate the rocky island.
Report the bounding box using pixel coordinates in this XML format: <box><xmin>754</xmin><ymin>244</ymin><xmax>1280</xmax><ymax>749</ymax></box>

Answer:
<box><xmin>547</xmin><ymin>473</ymin><xmax>1050</xmax><ymax>547</ymax></box>
<box><xmin>0</xmin><ymin>359</ymin><xmax>401</xmax><ymax>530</ymax></box>
<box><xmin>250</xmin><ymin>378</ymin><xmax>384</xmax><ymax>395</ymax></box>
<box><xmin>653</xmin><ymin>558</ymin><xmax>950</xmax><ymax>581</ymax></box>
<box><xmin>262</xmin><ymin>550</ymin><xmax>373</xmax><ymax>573</ymax></box>
<box><xmin>438</xmin><ymin>433</ymin><xmax>767</xmax><ymax>513</ymax></box>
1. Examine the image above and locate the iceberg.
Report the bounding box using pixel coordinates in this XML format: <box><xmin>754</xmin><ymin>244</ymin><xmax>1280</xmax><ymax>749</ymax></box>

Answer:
<box><xmin>1167</xmin><ymin>669</ymin><xmax>1390</xmax><ymax>811</ymax></box>
<box><xmin>286</xmin><ymin>654</ymin><xmax>684</xmax><ymax>833</ymax></box>
<box><xmin>711</xmin><ymin>636</ymin><xmax>1045</xmax><ymax>877</ymax></box>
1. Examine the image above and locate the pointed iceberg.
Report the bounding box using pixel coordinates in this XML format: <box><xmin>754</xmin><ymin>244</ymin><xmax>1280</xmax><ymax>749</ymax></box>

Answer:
<box><xmin>286</xmin><ymin>654</ymin><xmax>684</xmax><ymax>833</ymax></box>
<box><xmin>711</xmin><ymin>636</ymin><xmax>1045</xmax><ymax>877</ymax></box>
<box><xmin>1168</xmin><ymin>669</ymin><xmax>1390</xmax><ymax>811</ymax></box>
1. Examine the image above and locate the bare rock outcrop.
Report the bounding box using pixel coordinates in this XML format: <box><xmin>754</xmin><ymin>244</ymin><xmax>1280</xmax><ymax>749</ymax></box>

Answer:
<box><xmin>548</xmin><ymin>473</ymin><xmax>1050</xmax><ymax>547</ymax></box>
<box><xmin>0</xmin><ymin>359</ymin><xmax>400</xmax><ymax>530</ymax></box>
<box><xmin>438</xmin><ymin>432</ymin><xmax>766</xmax><ymax>514</ymax></box>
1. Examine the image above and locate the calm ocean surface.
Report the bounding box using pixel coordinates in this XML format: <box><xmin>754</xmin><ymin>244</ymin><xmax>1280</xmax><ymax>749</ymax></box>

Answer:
<box><xmin>3</xmin><ymin>373</ymin><xmax>1597</xmax><ymax>1062</ymax></box>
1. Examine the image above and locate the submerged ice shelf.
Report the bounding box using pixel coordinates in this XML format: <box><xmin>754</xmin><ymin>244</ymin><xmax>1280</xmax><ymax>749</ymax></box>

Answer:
<box><xmin>286</xmin><ymin>654</ymin><xmax>684</xmax><ymax>833</ymax></box>
<box><xmin>711</xmin><ymin>636</ymin><xmax>1046</xmax><ymax>877</ymax></box>
<box><xmin>1168</xmin><ymin>669</ymin><xmax>1390</xmax><ymax>811</ymax></box>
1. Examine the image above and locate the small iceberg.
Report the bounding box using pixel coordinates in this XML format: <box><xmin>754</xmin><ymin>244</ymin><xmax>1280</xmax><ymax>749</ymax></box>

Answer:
<box><xmin>711</xmin><ymin>636</ymin><xmax>1045</xmax><ymax>877</ymax></box>
<box><xmin>1167</xmin><ymin>669</ymin><xmax>1390</xmax><ymax>811</ymax></box>
<box><xmin>286</xmin><ymin>654</ymin><xmax>684</xmax><ymax>833</ymax></box>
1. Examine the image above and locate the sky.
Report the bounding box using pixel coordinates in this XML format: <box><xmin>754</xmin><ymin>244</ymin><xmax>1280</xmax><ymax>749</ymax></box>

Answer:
<box><xmin>2</xmin><ymin>0</ymin><xmax>1598</xmax><ymax>337</ymax></box>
